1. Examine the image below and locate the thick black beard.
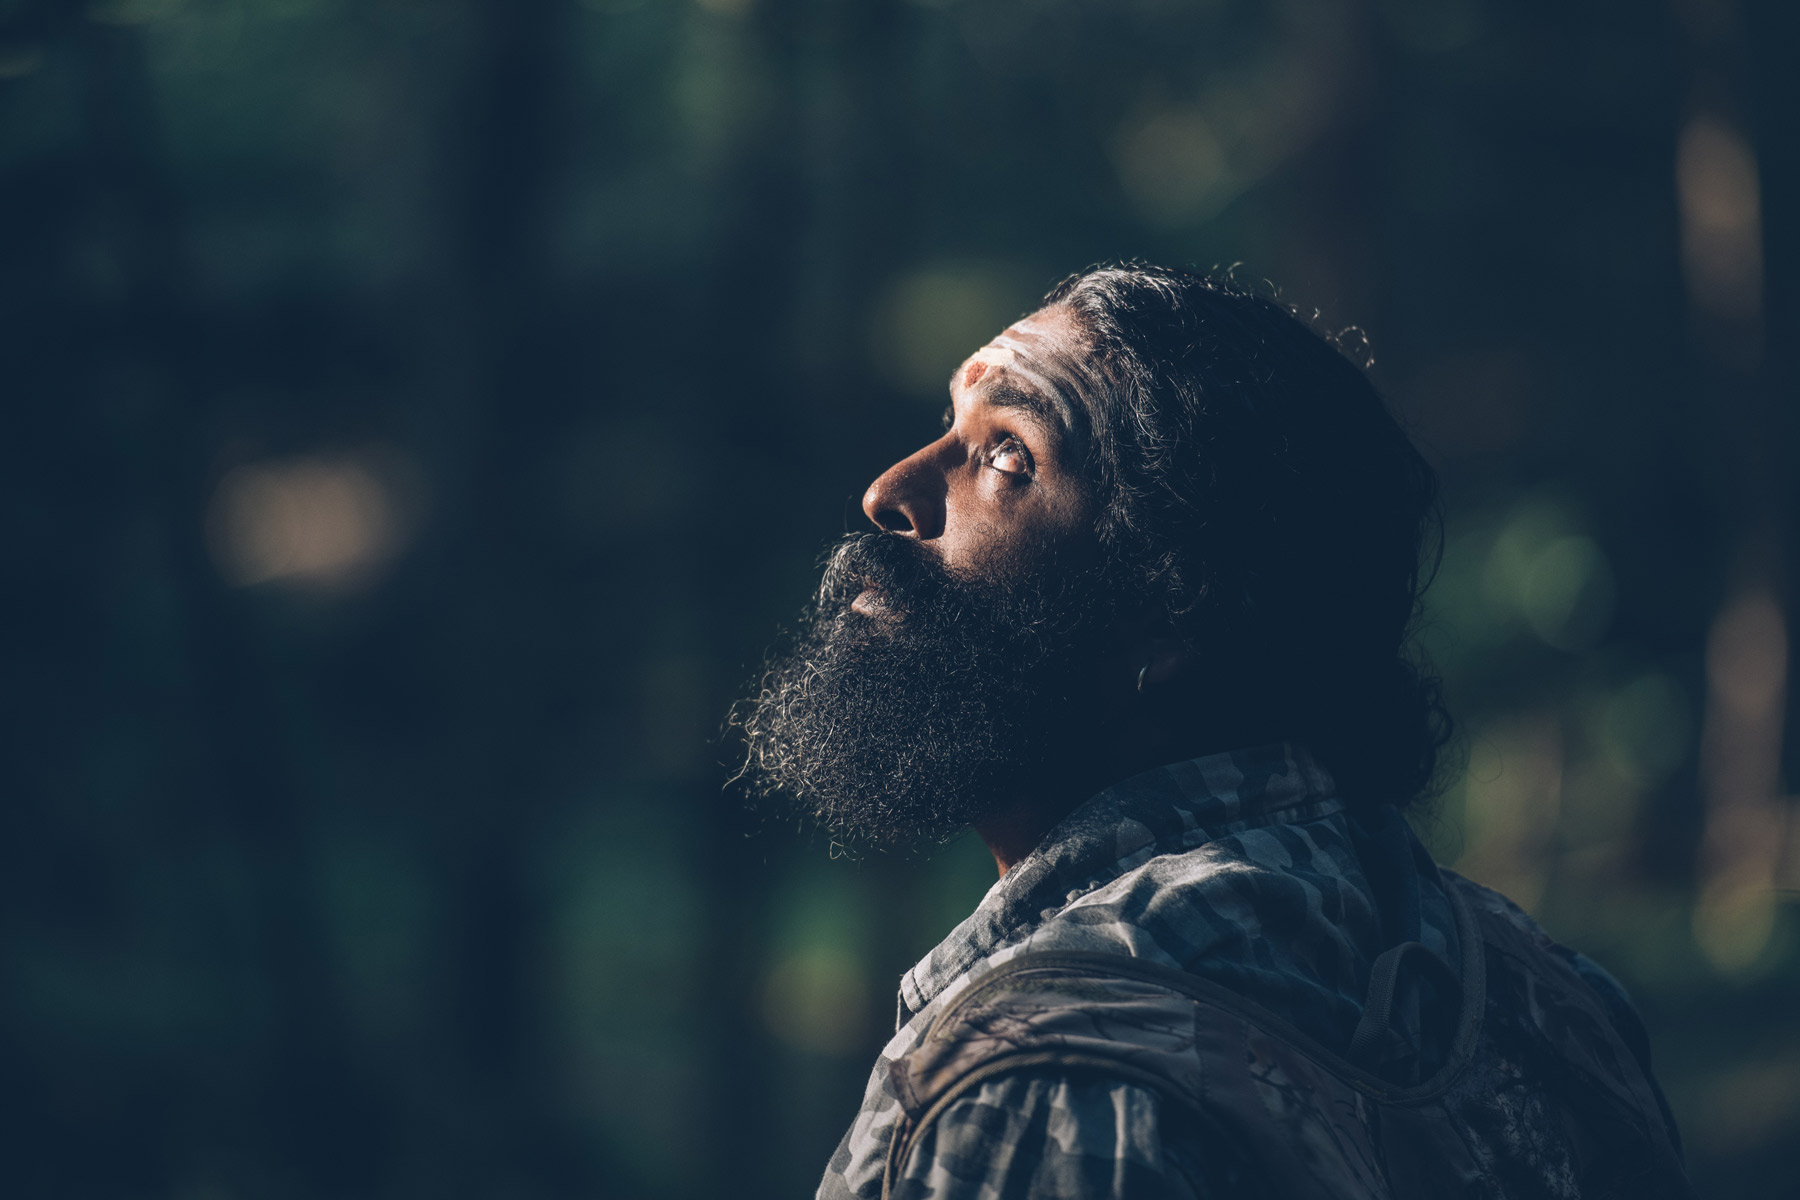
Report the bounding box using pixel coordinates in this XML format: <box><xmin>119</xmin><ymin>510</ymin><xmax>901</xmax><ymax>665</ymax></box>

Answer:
<box><xmin>733</xmin><ymin>533</ymin><xmax>1109</xmax><ymax>854</ymax></box>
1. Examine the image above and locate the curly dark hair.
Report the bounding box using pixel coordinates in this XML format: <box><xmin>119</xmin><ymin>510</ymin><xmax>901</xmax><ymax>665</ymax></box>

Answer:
<box><xmin>1044</xmin><ymin>263</ymin><xmax>1452</xmax><ymax>811</ymax></box>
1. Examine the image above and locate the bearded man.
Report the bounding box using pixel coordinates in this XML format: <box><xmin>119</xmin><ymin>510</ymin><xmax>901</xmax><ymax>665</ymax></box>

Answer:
<box><xmin>737</xmin><ymin>264</ymin><xmax>1690</xmax><ymax>1200</ymax></box>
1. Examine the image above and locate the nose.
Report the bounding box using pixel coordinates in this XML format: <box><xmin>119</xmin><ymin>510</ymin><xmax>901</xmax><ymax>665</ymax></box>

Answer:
<box><xmin>861</xmin><ymin>447</ymin><xmax>946</xmax><ymax>539</ymax></box>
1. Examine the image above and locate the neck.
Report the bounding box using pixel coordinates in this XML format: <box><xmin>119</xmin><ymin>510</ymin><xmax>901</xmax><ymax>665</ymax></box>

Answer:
<box><xmin>974</xmin><ymin>800</ymin><xmax>1069</xmax><ymax>876</ymax></box>
<box><xmin>971</xmin><ymin>745</ymin><xmax>1162</xmax><ymax>877</ymax></box>
<box><xmin>976</xmin><ymin>701</ymin><xmax>1253</xmax><ymax>876</ymax></box>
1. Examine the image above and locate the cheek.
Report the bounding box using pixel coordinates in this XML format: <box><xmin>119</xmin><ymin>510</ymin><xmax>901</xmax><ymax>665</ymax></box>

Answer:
<box><xmin>940</xmin><ymin>476</ymin><xmax>1097</xmax><ymax>578</ymax></box>
<box><xmin>962</xmin><ymin>525</ymin><xmax>1100</xmax><ymax>592</ymax></box>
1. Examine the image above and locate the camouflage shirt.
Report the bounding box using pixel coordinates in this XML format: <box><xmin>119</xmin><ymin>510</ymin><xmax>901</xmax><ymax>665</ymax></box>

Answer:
<box><xmin>816</xmin><ymin>744</ymin><xmax>1466</xmax><ymax>1200</ymax></box>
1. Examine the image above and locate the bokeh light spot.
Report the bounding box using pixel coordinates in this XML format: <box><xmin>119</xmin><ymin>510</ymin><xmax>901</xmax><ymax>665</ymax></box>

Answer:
<box><xmin>1677</xmin><ymin>114</ymin><xmax>1763</xmax><ymax>322</ymax></box>
<box><xmin>761</xmin><ymin>949</ymin><xmax>870</xmax><ymax>1056</ymax></box>
<box><xmin>1479</xmin><ymin>499</ymin><xmax>1614</xmax><ymax>650</ymax></box>
<box><xmin>1455</xmin><ymin>716</ymin><xmax>1563</xmax><ymax>911</ymax></box>
<box><xmin>1600</xmin><ymin>673</ymin><xmax>1693</xmax><ymax>786</ymax></box>
<box><xmin>1521</xmin><ymin>536</ymin><xmax>1615</xmax><ymax>650</ymax></box>
<box><xmin>1111</xmin><ymin>106</ymin><xmax>1233</xmax><ymax>228</ymax></box>
<box><xmin>206</xmin><ymin>452</ymin><xmax>412</xmax><ymax>588</ymax></box>
<box><xmin>871</xmin><ymin>264</ymin><xmax>1031</xmax><ymax>398</ymax></box>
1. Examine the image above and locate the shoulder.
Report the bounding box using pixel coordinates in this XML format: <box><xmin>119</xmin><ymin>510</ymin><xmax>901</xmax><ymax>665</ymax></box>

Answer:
<box><xmin>884</xmin><ymin>950</ymin><xmax>1376</xmax><ymax>1200</ymax></box>
<box><xmin>1036</xmin><ymin>813</ymin><xmax>1358</xmax><ymax>926</ymax></box>
<box><xmin>1445</xmin><ymin>869</ymin><xmax>1641</xmax><ymax>1014</ymax></box>
<box><xmin>889</xmin><ymin>1070</ymin><xmax>1210</xmax><ymax>1200</ymax></box>
<box><xmin>1441</xmin><ymin>871</ymin><xmax>1684</xmax><ymax>1153</ymax></box>
<box><xmin>996</xmin><ymin>813</ymin><xmax>1380</xmax><ymax>996</ymax></box>
<box><xmin>881</xmin><ymin>954</ymin><xmax>1246</xmax><ymax>1200</ymax></box>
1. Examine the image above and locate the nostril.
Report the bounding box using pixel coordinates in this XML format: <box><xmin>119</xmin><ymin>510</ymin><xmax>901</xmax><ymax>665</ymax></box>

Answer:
<box><xmin>864</xmin><ymin>454</ymin><xmax>941</xmax><ymax>537</ymax></box>
<box><xmin>875</xmin><ymin>507</ymin><xmax>915</xmax><ymax>534</ymax></box>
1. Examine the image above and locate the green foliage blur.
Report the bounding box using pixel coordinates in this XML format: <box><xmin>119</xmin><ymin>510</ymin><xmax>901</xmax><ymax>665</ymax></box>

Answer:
<box><xmin>2</xmin><ymin>0</ymin><xmax>1795</xmax><ymax>1197</ymax></box>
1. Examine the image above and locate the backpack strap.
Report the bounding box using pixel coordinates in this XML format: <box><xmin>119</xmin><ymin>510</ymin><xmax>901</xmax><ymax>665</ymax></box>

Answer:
<box><xmin>1347</xmin><ymin>939</ymin><xmax>1461</xmax><ymax>1066</ymax></box>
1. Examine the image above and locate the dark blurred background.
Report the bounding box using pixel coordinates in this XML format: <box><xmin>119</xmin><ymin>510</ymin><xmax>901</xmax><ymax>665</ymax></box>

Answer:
<box><xmin>3</xmin><ymin>0</ymin><xmax>1796</xmax><ymax>1196</ymax></box>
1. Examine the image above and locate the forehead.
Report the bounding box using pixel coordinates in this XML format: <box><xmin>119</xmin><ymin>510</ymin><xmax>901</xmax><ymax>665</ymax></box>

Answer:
<box><xmin>951</xmin><ymin>307</ymin><xmax>1093</xmax><ymax>434</ymax></box>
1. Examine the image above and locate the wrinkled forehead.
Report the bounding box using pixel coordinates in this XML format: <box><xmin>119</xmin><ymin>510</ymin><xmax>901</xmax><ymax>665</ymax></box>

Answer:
<box><xmin>953</xmin><ymin>307</ymin><xmax>1097</xmax><ymax>436</ymax></box>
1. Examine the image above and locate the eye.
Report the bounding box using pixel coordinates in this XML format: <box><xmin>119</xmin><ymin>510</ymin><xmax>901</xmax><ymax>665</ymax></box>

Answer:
<box><xmin>987</xmin><ymin>437</ymin><xmax>1034</xmax><ymax>477</ymax></box>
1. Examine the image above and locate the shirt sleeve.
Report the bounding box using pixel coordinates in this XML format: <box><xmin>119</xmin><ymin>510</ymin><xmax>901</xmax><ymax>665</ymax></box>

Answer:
<box><xmin>886</xmin><ymin>1070</ymin><xmax>1210</xmax><ymax>1200</ymax></box>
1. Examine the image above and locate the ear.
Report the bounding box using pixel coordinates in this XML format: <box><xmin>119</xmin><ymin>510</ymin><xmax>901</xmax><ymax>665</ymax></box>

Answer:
<box><xmin>1113</xmin><ymin>603</ymin><xmax>1197</xmax><ymax>694</ymax></box>
<box><xmin>1138</xmin><ymin>635</ymin><xmax>1196</xmax><ymax>690</ymax></box>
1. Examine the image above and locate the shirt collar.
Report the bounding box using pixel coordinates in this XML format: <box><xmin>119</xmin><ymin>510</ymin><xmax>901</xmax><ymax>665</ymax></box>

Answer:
<box><xmin>897</xmin><ymin>743</ymin><xmax>1340</xmax><ymax>1023</ymax></box>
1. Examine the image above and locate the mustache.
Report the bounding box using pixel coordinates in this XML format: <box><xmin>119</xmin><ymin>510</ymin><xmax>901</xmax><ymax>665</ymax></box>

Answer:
<box><xmin>816</xmin><ymin>532</ymin><xmax>961</xmax><ymax>616</ymax></box>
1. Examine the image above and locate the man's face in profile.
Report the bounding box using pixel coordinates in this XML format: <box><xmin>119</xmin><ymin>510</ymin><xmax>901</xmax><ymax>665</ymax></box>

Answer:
<box><xmin>858</xmin><ymin>304</ymin><xmax>1098</xmax><ymax>583</ymax></box>
<box><xmin>735</xmin><ymin>306</ymin><xmax>1119</xmax><ymax>851</ymax></box>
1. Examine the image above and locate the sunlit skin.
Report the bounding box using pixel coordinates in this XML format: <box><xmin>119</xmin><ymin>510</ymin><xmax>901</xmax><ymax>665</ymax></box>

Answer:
<box><xmin>861</xmin><ymin>307</ymin><xmax>1098</xmax><ymax>584</ymax></box>
<box><xmin>861</xmin><ymin>306</ymin><xmax>1195</xmax><ymax>875</ymax></box>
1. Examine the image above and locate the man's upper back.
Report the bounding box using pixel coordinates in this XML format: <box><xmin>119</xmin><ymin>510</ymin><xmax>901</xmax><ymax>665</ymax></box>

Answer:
<box><xmin>816</xmin><ymin>745</ymin><xmax>1686</xmax><ymax>1200</ymax></box>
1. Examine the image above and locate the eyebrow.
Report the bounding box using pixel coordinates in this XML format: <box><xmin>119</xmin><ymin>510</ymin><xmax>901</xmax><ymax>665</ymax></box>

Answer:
<box><xmin>943</xmin><ymin>369</ymin><xmax>1069</xmax><ymax>433</ymax></box>
<box><xmin>981</xmin><ymin>380</ymin><xmax>1066</xmax><ymax>433</ymax></box>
